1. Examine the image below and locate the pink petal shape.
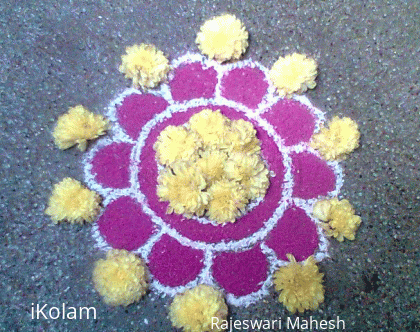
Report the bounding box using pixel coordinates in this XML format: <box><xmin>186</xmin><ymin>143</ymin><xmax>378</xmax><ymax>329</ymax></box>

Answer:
<box><xmin>220</xmin><ymin>67</ymin><xmax>269</xmax><ymax>109</ymax></box>
<box><xmin>97</xmin><ymin>196</ymin><xmax>156</xmax><ymax>251</ymax></box>
<box><xmin>264</xmin><ymin>205</ymin><xmax>319</xmax><ymax>262</ymax></box>
<box><xmin>117</xmin><ymin>93</ymin><xmax>168</xmax><ymax>139</ymax></box>
<box><xmin>91</xmin><ymin>142</ymin><xmax>133</xmax><ymax>189</ymax></box>
<box><xmin>212</xmin><ymin>245</ymin><xmax>268</xmax><ymax>296</ymax></box>
<box><xmin>169</xmin><ymin>62</ymin><xmax>217</xmax><ymax>102</ymax></box>
<box><xmin>148</xmin><ymin>235</ymin><xmax>204</xmax><ymax>287</ymax></box>
<box><xmin>261</xmin><ymin>99</ymin><xmax>315</xmax><ymax>146</ymax></box>
<box><xmin>292</xmin><ymin>152</ymin><xmax>336</xmax><ymax>199</ymax></box>
<box><xmin>138</xmin><ymin>104</ymin><xmax>285</xmax><ymax>244</ymax></box>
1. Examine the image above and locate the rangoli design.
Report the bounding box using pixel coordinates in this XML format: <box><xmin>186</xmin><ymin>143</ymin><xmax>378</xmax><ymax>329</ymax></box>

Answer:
<box><xmin>46</xmin><ymin>13</ymin><xmax>362</xmax><ymax>330</ymax></box>
<box><xmin>83</xmin><ymin>54</ymin><xmax>342</xmax><ymax>306</ymax></box>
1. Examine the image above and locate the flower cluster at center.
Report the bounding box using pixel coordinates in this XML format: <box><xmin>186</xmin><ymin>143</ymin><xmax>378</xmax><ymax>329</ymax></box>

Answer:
<box><xmin>154</xmin><ymin>109</ymin><xmax>270</xmax><ymax>224</ymax></box>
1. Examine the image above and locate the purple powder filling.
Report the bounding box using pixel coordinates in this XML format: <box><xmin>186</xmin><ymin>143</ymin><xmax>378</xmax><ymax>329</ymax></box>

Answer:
<box><xmin>169</xmin><ymin>62</ymin><xmax>217</xmax><ymax>102</ymax></box>
<box><xmin>212</xmin><ymin>245</ymin><xmax>268</xmax><ymax>296</ymax></box>
<box><xmin>264</xmin><ymin>205</ymin><xmax>319</xmax><ymax>262</ymax></box>
<box><xmin>292</xmin><ymin>152</ymin><xmax>336</xmax><ymax>199</ymax></box>
<box><xmin>97</xmin><ymin>196</ymin><xmax>156</xmax><ymax>251</ymax></box>
<box><xmin>91</xmin><ymin>142</ymin><xmax>133</xmax><ymax>189</ymax></box>
<box><xmin>220</xmin><ymin>66</ymin><xmax>269</xmax><ymax>109</ymax></box>
<box><xmin>262</xmin><ymin>99</ymin><xmax>315</xmax><ymax>146</ymax></box>
<box><xmin>138</xmin><ymin>104</ymin><xmax>285</xmax><ymax>243</ymax></box>
<box><xmin>117</xmin><ymin>93</ymin><xmax>168</xmax><ymax>139</ymax></box>
<box><xmin>148</xmin><ymin>234</ymin><xmax>204</xmax><ymax>287</ymax></box>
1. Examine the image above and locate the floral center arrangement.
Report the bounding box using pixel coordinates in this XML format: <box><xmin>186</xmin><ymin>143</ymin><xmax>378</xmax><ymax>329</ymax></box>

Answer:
<box><xmin>154</xmin><ymin>108</ymin><xmax>269</xmax><ymax>224</ymax></box>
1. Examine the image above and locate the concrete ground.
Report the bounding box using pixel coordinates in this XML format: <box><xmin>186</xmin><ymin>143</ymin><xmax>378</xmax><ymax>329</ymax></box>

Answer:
<box><xmin>1</xmin><ymin>0</ymin><xmax>419</xmax><ymax>331</ymax></box>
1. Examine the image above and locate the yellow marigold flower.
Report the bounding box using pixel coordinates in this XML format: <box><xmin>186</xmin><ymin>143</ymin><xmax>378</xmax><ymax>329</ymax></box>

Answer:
<box><xmin>119</xmin><ymin>43</ymin><xmax>170</xmax><ymax>89</ymax></box>
<box><xmin>45</xmin><ymin>178</ymin><xmax>101</xmax><ymax>224</ymax></box>
<box><xmin>188</xmin><ymin>109</ymin><xmax>230</xmax><ymax>146</ymax></box>
<box><xmin>269</xmin><ymin>53</ymin><xmax>317</xmax><ymax>97</ymax></box>
<box><xmin>310</xmin><ymin>116</ymin><xmax>360</xmax><ymax>161</ymax></box>
<box><xmin>224</xmin><ymin>153</ymin><xmax>269</xmax><ymax>200</ymax></box>
<box><xmin>196</xmin><ymin>14</ymin><xmax>248</xmax><ymax>62</ymax></box>
<box><xmin>154</xmin><ymin>126</ymin><xmax>201</xmax><ymax>165</ymax></box>
<box><xmin>92</xmin><ymin>249</ymin><xmax>148</xmax><ymax>306</ymax></box>
<box><xmin>197</xmin><ymin>149</ymin><xmax>228</xmax><ymax>185</ymax></box>
<box><xmin>157</xmin><ymin>162</ymin><xmax>209</xmax><ymax>217</ymax></box>
<box><xmin>53</xmin><ymin>105</ymin><xmax>108</xmax><ymax>151</ymax></box>
<box><xmin>169</xmin><ymin>284</ymin><xmax>228</xmax><ymax>332</ymax></box>
<box><xmin>273</xmin><ymin>254</ymin><xmax>324</xmax><ymax>314</ymax></box>
<box><xmin>207</xmin><ymin>179</ymin><xmax>248</xmax><ymax>224</ymax></box>
<box><xmin>224</xmin><ymin>119</ymin><xmax>261</xmax><ymax>154</ymax></box>
<box><xmin>312</xmin><ymin>198</ymin><xmax>362</xmax><ymax>241</ymax></box>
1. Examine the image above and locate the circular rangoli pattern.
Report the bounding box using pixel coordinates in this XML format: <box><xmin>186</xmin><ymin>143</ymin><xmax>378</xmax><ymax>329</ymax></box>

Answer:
<box><xmin>84</xmin><ymin>53</ymin><xmax>343</xmax><ymax>306</ymax></box>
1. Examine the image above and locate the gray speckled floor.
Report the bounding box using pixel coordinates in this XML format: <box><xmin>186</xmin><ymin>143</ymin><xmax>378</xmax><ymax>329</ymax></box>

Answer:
<box><xmin>1</xmin><ymin>1</ymin><xmax>419</xmax><ymax>331</ymax></box>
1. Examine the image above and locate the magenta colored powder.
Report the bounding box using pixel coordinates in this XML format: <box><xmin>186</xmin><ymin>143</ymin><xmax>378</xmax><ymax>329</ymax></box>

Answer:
<box><xmin>137</xmin><ymin>104</ymin><xmax>285</xmax><ymax>243</ymax></box>
<box><xmin>169</xmin><ymin>62</ymin><xmax>217</xmax><ymax>102</ymax></box>
<box><xmin>261</xmin><ymin>99</ymin><xmax>315</xmax><ymax>146</ymax></box>
<box><xmin>292</xmin><ymin>152</ymin><xmax>336</xmax><ymax>199</ymax></box>
<box><xmin>264</xmin><ymin>206</ymin><xmax>319</xmax><ymax>262</ymax></box>
<box><xmin>221</xmin><ymin>66</ymin><xmax>268</xmax><ymax>109</ymax></box>
<box><xmin>212</xmin><ymin>245</ymin><xmax>268</xmax><ymax>296</ymax></box>
<box><xmin>148</xmin><ymin>234</ymin><xmax>204</xmax><ymax>287</ymax></box>
<box><xmin>97</xmin><ymin>196</ymin><xmax>156</xmax><ymax>251</ymax></box>
<box><xmin>91</xmin><ymin>142</ymin><xmax>133</xmax><ymax>189</ymax></box>
<box><xmin>117</xmin><ymin>93</ymin><xmax>168</xmax><ymax>139</ymax></box>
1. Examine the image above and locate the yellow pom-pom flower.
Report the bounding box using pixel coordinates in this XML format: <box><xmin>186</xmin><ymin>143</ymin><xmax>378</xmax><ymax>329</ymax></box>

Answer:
<box><xmin>154</xmin><ymin>126</ymin><xmax>201</xmax><ymax>165</ymax></box>
<box><xmin>53</xmin><ymin>105</ymin><xmax>108</xmax><ymax>151</ymax></box>
<box><xmin>310</xmin><ymin>116</ymin><xmax>360</xmax><ymax>161</ymax></box>
<box><xmin>224</xmin><ymin>153</ymin><xmax>269</xmax><ymax>200</ymax></box>
<box><xmin>207</xmin><ymin>180</ymin><xmax>248</xmax><ymax>224</ymax></box>
<box><xmin>273</xmin><ymin>254</ymin><xmax>324</xmax><ymax>314</ymax></box>
<box><xmin>196</xmin><ymin>14</ymin><xmax>248</xmax><ymax>62</ymax></box>
<box><xmin>312</xmin><ymin>198</ymin><xmax>362</xmax><ymax>241</ymax></box>
<box><xmin>189</xmin><ymin>109</ymin><xmax>230</xmax><ymax>146</ymax></box>
<box><xmin>92</xmin><ymin>249</ymin><xmax>148</xmax><ymax>306</ymax></box>
<box><xmin>197</xmin><ymin>149</ymin><xmax>228</xmax><ymax>185</ymax></box>
<box><xmin>269</xmin><ymin>53</ymin><xmax>317</xmax><ymax>97</ymax></box>
<box><xmin>45</xmin><ymin>177</ymin><xmax>101</xmax><ymax>224</ymax></box>
<box><xmin>119</xmin><ymin>43</ymin><xmax>170</xmax><ymax>89</ymax></box>
<box><xmin>157</xmin><ymin>162</ymin><xmax>209</xmax><ymax>217</ymax></box>
<box><xmin>225</xmin><ymin>119</ymin><xmax>261</xmax><ymax>154</ymax></box>
<box><xmin>169</xmin><ymin>284</ymin><xmax>228</xmax><ymax>332</ymax></box>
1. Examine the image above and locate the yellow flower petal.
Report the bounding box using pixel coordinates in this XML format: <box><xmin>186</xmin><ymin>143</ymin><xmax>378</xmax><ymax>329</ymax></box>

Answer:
<box><xmin>53</xmin><ymin>105</ymin><xmax>108</xmax><ymax>151</ymax></box>
<box><xmin>169</xmin><ymin>284</ymin><xmax>228</xmax><ymax>332</ymax></box>
<box><xmin>269</xmin><ymin>53</ymin><xmax>317</xmax><ymax>97</ymax></box>
<box><xmin>196</xmin><ymin>14</ymin><xmax>248</xmax><ymax>62</ymax></box>
<box><xmin>157</xmin><ymin>162</ymin><xmax>209</xmax><ymax>216</ymax></box>
<box><xmin>224</xmin><ymin>152</ymin><xmax>269</xmax><ymax>200</ymax></box>
<box><xmin>45</xmin><ymin>177</ymin><xmax>101</xmax><ymax>224</ymax></box>
<box><xmin>207</xmin><ymin>179</ymin><xmax>248</xmax><ymax>224</ymax></box>
<box><xmin>93</xmin><ymin>249</ymin><xmax>148</xmax><ymax>306</ymax></box>
<box><xmin>188</xmin><ymin>109</ymin><xmax>230</xmax><ymax>146</ymax></box>
<box><xmin>311</xmin><ymin>199</ymin><xmax>331</xmax><ymax>222</ymax></box>
<box><xmin>313</xmin><ymin>198</ymin><xmax>362</xmax><ymax>242</ymax></box>
<box><xmin>223</xmin><ymin>119</ymin><xmax>261</xmax><ymax>154</ymax></box>
<box><xmin>197</xmin><ymin>149</ymin><xmax>228</xmax><ymax>185</ymax></box>
<box><xmin>154</xmin><ymin>125</ymin><xmax>201</xmax><ymax>165</ymax></box>
<box><xmin>310</xmin><ymin>116</ymin><xmax>360</xmax><ymax>160</ymax></box>
<box><xmin>273</xmin><ymin>254</ymin><xmax>324</xmax><ymax>314</ymax></box>
<box><xmin>119</xmin><ymin>43</ymin><xmax>170</xmax><ymax>89</ymax></box>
